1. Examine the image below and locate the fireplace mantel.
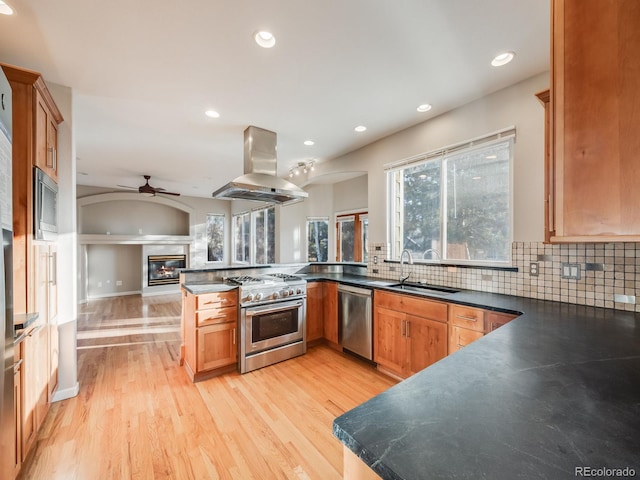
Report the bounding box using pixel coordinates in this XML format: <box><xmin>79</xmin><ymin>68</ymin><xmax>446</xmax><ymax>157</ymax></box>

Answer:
<box><xmin>78</xmin><ymin>234</ymin><xmax>192</xmax><ymax>245</ymax></box>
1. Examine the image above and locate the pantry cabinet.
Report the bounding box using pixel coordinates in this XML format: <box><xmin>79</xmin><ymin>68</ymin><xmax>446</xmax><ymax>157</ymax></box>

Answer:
<box><xmin>549</xmin><ymin>0</ymin><xmax>640</xmax><ymax>241</ymax></box>
<box><xmin>374</xmin><ymin>290</ymin><xmax>448</xmax><ymax>379</ymax></box>
<box><xmin>182</xmin><ymin>289</ymin><xmax>238</xmax><ymax>381</ymax></box>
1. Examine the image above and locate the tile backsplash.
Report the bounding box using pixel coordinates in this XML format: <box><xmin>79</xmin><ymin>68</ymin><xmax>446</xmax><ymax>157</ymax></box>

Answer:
<box><xmin>367</xmin><ymin>242</ymin><xmax>640</xmax><ymax>312</ymax></box>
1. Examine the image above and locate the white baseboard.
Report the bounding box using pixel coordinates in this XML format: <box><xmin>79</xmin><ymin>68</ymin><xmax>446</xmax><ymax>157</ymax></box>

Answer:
<box><xmin>51</xmin><ymin>382</ymin><xmax>80</xmax><ymax>403</ymax></box>
<box><xmin>87</xmin><ymin>290</ymin><xmax>142</xmax><ymax>300</ymax></box>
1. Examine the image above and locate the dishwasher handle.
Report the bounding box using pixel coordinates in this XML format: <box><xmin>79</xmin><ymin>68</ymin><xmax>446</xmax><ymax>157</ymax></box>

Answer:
<box><xmin>337</xmin><ymin>284</ymin><xmax>372</xmax><ymax>297</ymax></box>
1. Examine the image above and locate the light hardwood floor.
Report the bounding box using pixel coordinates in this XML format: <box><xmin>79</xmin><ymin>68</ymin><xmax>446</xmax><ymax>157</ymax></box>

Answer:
<box><xmin>18</xmin><ymin>294</ymin><xmax>396</xmax><ymax>479</ymax></box>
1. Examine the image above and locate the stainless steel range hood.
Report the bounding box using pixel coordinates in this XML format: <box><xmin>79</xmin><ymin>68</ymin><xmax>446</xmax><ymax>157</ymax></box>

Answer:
<box><xmin>212</xmin><ymin>126</ymin><xmax>308</xmax><ymax>204</ymax></box>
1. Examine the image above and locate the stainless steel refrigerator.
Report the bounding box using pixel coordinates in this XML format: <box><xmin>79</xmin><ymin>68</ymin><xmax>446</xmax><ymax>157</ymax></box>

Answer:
<box><xmin>0</xmin><ymin>65</ymin><xmax>15</xmax><ymax>480</ymax></box>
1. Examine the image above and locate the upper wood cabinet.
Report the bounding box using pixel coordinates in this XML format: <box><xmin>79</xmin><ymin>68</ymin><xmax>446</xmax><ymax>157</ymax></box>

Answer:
<box><xmin>550</xmin><ymin>0</ymin><xmax>640</xmax><ymax>242</ymax></box>
<box><xmin>35</xmin><ymin>88</ymin><xmax>60</xmax><ymax>181</ymax></box>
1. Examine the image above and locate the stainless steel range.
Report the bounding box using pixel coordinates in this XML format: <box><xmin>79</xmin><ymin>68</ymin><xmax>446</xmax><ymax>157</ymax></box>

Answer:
<box><xmin>228</xmin><ymin>273</ymin><xmax>307</xmax><ymax>374</ymax></box>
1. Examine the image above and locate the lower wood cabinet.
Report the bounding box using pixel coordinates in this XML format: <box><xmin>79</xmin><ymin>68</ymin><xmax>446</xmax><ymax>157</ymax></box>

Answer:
<box><xmin>448</xmin><ymin>304</ymin><xmax>517</xmax><ymax>353</ymax></box>
<box><xmin>374</xmin><ymin>291</ymin><xmax>448</xmax><ymax>379</ymax></box>
<box><xmin>13</xmin><ymin>349</ymin><xmax>22</xmax><ymax>477</ymax></box>
<box><xmin>306</xmin><ymin>282</ymin><xmax>325</xmax><ymax>342</ymax></box>
<box><xmin>197</xmin><ymin>322</ymin><xmax>237</xmax><ymax>371</ymax></box>
<box><xmin>182</xmin><ymin>289</ymin><xmax>238</xmax><ymax>381</ymax></box>
<box><xmin>323</xmin><ymin>282</ymin><xmax>339</xmax><ymax>345</ymax></box>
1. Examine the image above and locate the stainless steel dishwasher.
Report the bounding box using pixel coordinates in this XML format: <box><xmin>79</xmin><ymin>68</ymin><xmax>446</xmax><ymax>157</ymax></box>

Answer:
<box><xmin>338</xmin><ymin>284</ymin><xmax>373</xmax><ymax>360</ymax></box>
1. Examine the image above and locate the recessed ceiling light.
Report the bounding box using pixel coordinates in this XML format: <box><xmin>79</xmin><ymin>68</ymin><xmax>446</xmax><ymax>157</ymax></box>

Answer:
<box><xmin>485</xmin><ymin>155</ymin><xmax>497</xmax><ymax>159</ymax></box>
<box><xmin>304</xmin><ymin>140</ymin><xmax>315</xmax><ymax>146</ymax></box>
<box><xmin>205</xmin><ymin>110</ymin><xmax>220</xmax><ymax>118</ymax></box>
<box><xmin>472</xmin><ymin>176</ymin><xmax>482</xmax><ymax>180</ymax></box>
<box><xmin>417</xmin><ymin>104</ymin><xmax>432</xmax><ymax>113</ymax></box>
<box><xmin>254</xmin><ymin>31</ymin><xmax>276</xmax><ymax>48</ymax></box>
<box><xmin>354</xmin><ymin>126</ymin><xmax>367</xmax><ymax>133</ymax></box>
<box><xmin>0</xmin><ymin>1</ymin><xmax>14</xmax><ymax>15</ymax></box>
<box><xmin>491</xmin><ymin>52</ymin><xmax>515</xmax><ymax>67</ymax></box>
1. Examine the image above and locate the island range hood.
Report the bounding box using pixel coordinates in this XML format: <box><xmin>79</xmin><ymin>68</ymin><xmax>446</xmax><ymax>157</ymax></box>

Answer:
<box><xmin>212</xmin><ymin>126</ymin><xmax>308</xmax><ymax>204</ymax></box>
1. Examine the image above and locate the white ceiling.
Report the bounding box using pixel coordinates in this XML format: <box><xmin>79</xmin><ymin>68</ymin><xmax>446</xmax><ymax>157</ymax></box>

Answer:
<box><xmin>0</xmin><ymin>0</ymin><xmax>549</xmax><ymax>198</ymax></box>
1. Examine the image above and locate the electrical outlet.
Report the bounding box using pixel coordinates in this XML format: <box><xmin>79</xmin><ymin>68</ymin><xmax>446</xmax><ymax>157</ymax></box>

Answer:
<box><xmin>530</xmin><ymin>262</ymin><xmax>539</xmax><ymax>276</ymax></box>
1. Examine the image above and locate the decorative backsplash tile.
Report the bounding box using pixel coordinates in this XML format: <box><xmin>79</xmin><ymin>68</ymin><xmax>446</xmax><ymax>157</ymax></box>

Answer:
<box><xmin>367</xmin><ymin>242</ymin><xmax>640</xmax><ymax>313</ymax></box>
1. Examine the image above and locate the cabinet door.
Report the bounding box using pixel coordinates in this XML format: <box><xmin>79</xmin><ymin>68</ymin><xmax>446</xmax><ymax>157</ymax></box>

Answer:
<box><xmin>405</xmin><ymin>315</ymin><xmax>447</xmax><ymax>376</ymax></box>
<box><xmin>448</xmin><ymin>325</ymin><xmax>484</xmax><ymax>354</ymax></box>
<box><xmin>323</xmin><ymin>282</ymin><xmax>339</xmax><ymax>344</ymax></box>
<box><xmin>486</xmin><ymin>312</ymin><xmax>517</xmax><ymax>332</ymax></box>
<box><xmin>552</xmin><ymin>0</ymin><xmax>640</xmax><ymax>240</ymax></box>
<box><xmin>13</xmin><ymin>352</ymin><xmax>22</xmax><ymax>475</ymax></box>
<box><xmin>49</xmin><ymin>322</ymin><xmax>59</xmax><ymax>398</ymax></box>
<box><xmin>306</xmin><ymin>282</ymin><xmax>324</xmax><ymax>342</ymax></box>
<box><xmin>21</xmin><ymin>331</ymin><xmax>38</xmax><ymax>457</ymax></box>
<box><xmin>34</xmin><ymin>89</ymin><xmax>59</xmax><ymax>181</ymax></box>
<box><xmin>197</xmin><ymin>322</ymin><xmax>237</xmax><ymax>372</ymax></box>
<box><xmin>373</xmin><ymin>307</ymin><xmax>405</xmax><ymax>376</ymax></box>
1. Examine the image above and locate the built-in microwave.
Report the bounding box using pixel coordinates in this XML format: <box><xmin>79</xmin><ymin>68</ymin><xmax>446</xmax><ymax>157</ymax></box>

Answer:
<box><xmin>33</xmin><ymin>167</ymin><xmax>58</xmax><ymax>241</ymax></box>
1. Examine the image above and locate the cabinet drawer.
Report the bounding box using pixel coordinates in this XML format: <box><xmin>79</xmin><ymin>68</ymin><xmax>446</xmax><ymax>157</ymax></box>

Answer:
<box><xmin>375</xmin><ymin>290</ymin><xmax>447</xmax><ymax>322</ymax></box>
<box><xmin>197</xmin><ymin>306</ymin><xmax>237</xmax><ymax>326</ymax></box>
<box><xmin>486</xmin><ymin>311</ymin><xmax>517</xmax><ymax>332</ymax></box>
<box><xmin>449</xmin><ymin>304</ymin><xmax>485</xmax><ymax>332</ymax></box>
<box><xmin>196</xmin><ymin>291</ymin><xmax>237</xmax><ymax>310</ymax></box>
<box><xmin>449</xmin><ymin>325</ymin><xmax>484</xmax><ymax>353</ymax></box>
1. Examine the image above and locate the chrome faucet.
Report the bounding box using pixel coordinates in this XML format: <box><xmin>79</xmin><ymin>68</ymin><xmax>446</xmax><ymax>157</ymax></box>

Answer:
<box><xmin>423</xmin><ymin>248</ymin><xmax>442</xmax><ymax>261</ymax></box>
<box><xmin>399</xmin><ymin>249</ymin><xmax>413</xmax><ymax>283</ymax></box>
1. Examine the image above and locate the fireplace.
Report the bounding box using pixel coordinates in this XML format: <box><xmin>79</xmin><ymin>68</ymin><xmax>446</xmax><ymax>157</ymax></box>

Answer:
<box><xmin>147</xmin><ymin>254</ymin><xmax>186</xmax><ymax>286</ymax></box>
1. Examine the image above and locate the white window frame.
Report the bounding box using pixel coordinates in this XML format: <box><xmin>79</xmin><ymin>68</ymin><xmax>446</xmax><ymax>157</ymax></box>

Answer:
<box><xmin>386</xmin><ymin>128</ymin><xmax>515</xmax><ymax>267</ymax></box>
<box><xmin>232</xmin><ymin>206</ymin><xmax>276</xmax><ymax>265</ymax></box>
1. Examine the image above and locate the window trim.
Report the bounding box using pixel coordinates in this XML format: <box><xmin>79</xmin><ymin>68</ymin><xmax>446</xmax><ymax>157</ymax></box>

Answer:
<box><xmin>306</xmin><ymin>216</ymin><xmax>329</xmax><ymax>262</ymax></box>
<box><xmin>386</xmin><ymin>129</ymin><xmax>515</xmax><ymax>267</ymax></box>
<box><xmin>336</xmin><ymin>210</ymin><xmax>368</xmax><ymax>263</ymax></box>
<box><xmin>232</xmin><ymin>206</ymin><xmax>276</xmax><ymax>265</ymax></box>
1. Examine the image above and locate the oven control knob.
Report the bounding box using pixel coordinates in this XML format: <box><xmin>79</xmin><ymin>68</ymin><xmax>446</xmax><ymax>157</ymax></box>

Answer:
<box><xmin>281</xmin><ymin>289</ymin><xmax>288</xmax><ymax>297</ymax></box>
<box><xmin>272</xmin><ymin>291</ymin><xmax>280</xmax><ymax>299</ymax></box>
<box><xmin>245</xmin><ymin>293</ymin><xmax>254</xmax><ymax>302</ymax></box>
<box><xmin>288</xmin><ymin>289</ymin><xmax>294</xmax><ymax>296</ymax></box>
<box><xmin>296</xmin><ymin>288</ymin><xmax>303</xmax><ymax>295</ymax></box>
<box><xmin>255</xmin><ymin>292</ymin><xmax>263</xmax><ymax>301</ymax></box>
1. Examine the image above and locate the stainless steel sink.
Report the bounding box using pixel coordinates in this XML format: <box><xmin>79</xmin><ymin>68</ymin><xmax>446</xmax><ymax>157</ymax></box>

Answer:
<box><xmin>389</xmin><ymin>282</ymin><xmax>459</xmax><ymax>295</ymax></box>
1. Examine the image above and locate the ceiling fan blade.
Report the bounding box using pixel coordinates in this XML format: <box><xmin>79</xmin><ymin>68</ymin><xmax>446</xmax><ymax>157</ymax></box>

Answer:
<box><xmin>117</xmin><ymin>184</ymin><xmax>138</xmax><ymax>190</ymax></box>
<box><xmin>156</xmin><ymin>191</ymin><xmax>181</xmax><ymax>196</ymax></box>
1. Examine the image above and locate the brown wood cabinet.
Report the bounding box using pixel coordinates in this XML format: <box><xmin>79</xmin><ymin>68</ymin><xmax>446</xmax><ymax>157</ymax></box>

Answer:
<box><xmin>13</xmin><ymin>350</ymin><xmax>22</xmax><ymax>477</ymax></box>
<box><xmin>323</xmin><ymin>282</ymin><xmax>339</xmax><ymax>345</ymax></box>
<box><xmin>183</xmin><ymin>289</ymin><xmax>238</xmax><ymax>381</ymax></box>
<box><xmin>448</xmin><ymin>304</ymin><xmax>517</xmax><ymax>353</ymax></box>
<box><xmin>305</xmin><ymin>282</ymin><xmax>325</xmax><ymax>343</ymax></box>
<box><xmin>374</xmin><ymin>290</ymin><xmax>448</xmax><ymax>379</ymax></box>
<box><xmin>550</xmin><ymin>0</ymin><xmax>640</xmax><ymax>242</ymax></box>
<box><xmin>34</xmin><ymin>88</ymin><xmax>59</xmax><ymax>182</ymax></box>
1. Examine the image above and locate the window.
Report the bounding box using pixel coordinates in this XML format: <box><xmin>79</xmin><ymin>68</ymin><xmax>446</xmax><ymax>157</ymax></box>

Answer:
<box><xmin>206</xmin><ymin>214</ymin><xmax>224</xmax><ymax>262</ymax></box>
<box><xmin>232</xmin><ymin>206</ymin><xmax>275</xmax><ymax>264</ymax></box>
<box><xmin>336</xmin><ymin>211</ymin><xmax>368</xmax><ymax>262</ymax></box>
<box><xmin>307</xmin><ymin>217</ymin><xmax>329</xmax><ymax>262</ymax></box>
<box><xmin>388</xmin><ymin>132</ymin><xmax>513</xmax><ymax>265</ymax></box>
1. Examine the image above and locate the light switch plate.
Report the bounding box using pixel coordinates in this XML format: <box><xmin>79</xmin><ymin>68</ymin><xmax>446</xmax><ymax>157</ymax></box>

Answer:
<box><xmin>561</xmin><ymin>263</ymin><xmax>581</xmax><ymax>280</ymax></box>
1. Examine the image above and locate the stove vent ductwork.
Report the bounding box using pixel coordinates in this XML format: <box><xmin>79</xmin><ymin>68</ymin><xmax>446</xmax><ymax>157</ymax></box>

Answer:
<box><xmin>212</xmin><ymin>126</ymin><xmax>308</xmax><ymax>204</ymax></box>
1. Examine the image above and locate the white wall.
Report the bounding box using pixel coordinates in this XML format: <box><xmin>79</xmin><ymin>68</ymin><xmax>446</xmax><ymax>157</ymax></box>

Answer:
<box><xmin>48</xmin><ymin>82</ymin><xmax>79</xmax><ymax>401</ymax></box>
<box><xmin>304</xmin><ymin>72</ymin><xmax>549</xmax><ymax>245</ymax></box>
<box><xmin>333</xmin><ymin>174</ymin><xmax>368</xmax><ymax>214</ymax></box>
<box><xmin>86</xmin><ymin>244</ymin><xmax>142</xmax><ymax>298</ymax></box>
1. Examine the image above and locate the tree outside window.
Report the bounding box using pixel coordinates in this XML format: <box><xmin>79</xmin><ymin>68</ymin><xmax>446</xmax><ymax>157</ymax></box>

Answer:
<box><xmin>206</xmin><ymin>214</ymin><xmax>224</xmax><ymax>262</ymax></box>
<box><xmin>389</xmin><ymin>136</ymin><xmax>513</xmax><ymax>265</ymax></box>
<box><xmin>232</xmin><ymin>206</ymin><xmax>275</xmax><ymax>264</ymax></box>
<box><xmin>307</xmin><ymin>218</ymin><xmax>329</xmax><ymax>262</ymax></box>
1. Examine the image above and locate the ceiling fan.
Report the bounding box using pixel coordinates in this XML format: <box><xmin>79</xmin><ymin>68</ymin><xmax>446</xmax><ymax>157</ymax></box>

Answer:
<box><xmin>118</xmin><ymin>175</ymin><xmax>181</xmax><ymax>196</ymax></box>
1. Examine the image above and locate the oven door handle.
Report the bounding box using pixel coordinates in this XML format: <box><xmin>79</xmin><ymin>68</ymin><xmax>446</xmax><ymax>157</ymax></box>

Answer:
<box><xmin>245</xmin><ymin>301</ymin><xmax>304</xmax><ymax>317</ymax></box>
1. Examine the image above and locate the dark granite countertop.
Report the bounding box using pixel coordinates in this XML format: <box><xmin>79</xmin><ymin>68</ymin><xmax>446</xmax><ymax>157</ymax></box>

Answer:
<box><xmin>331</xmin><ymin>289</ymin><xmax>640</xmax><ymax>479</ymax></box>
